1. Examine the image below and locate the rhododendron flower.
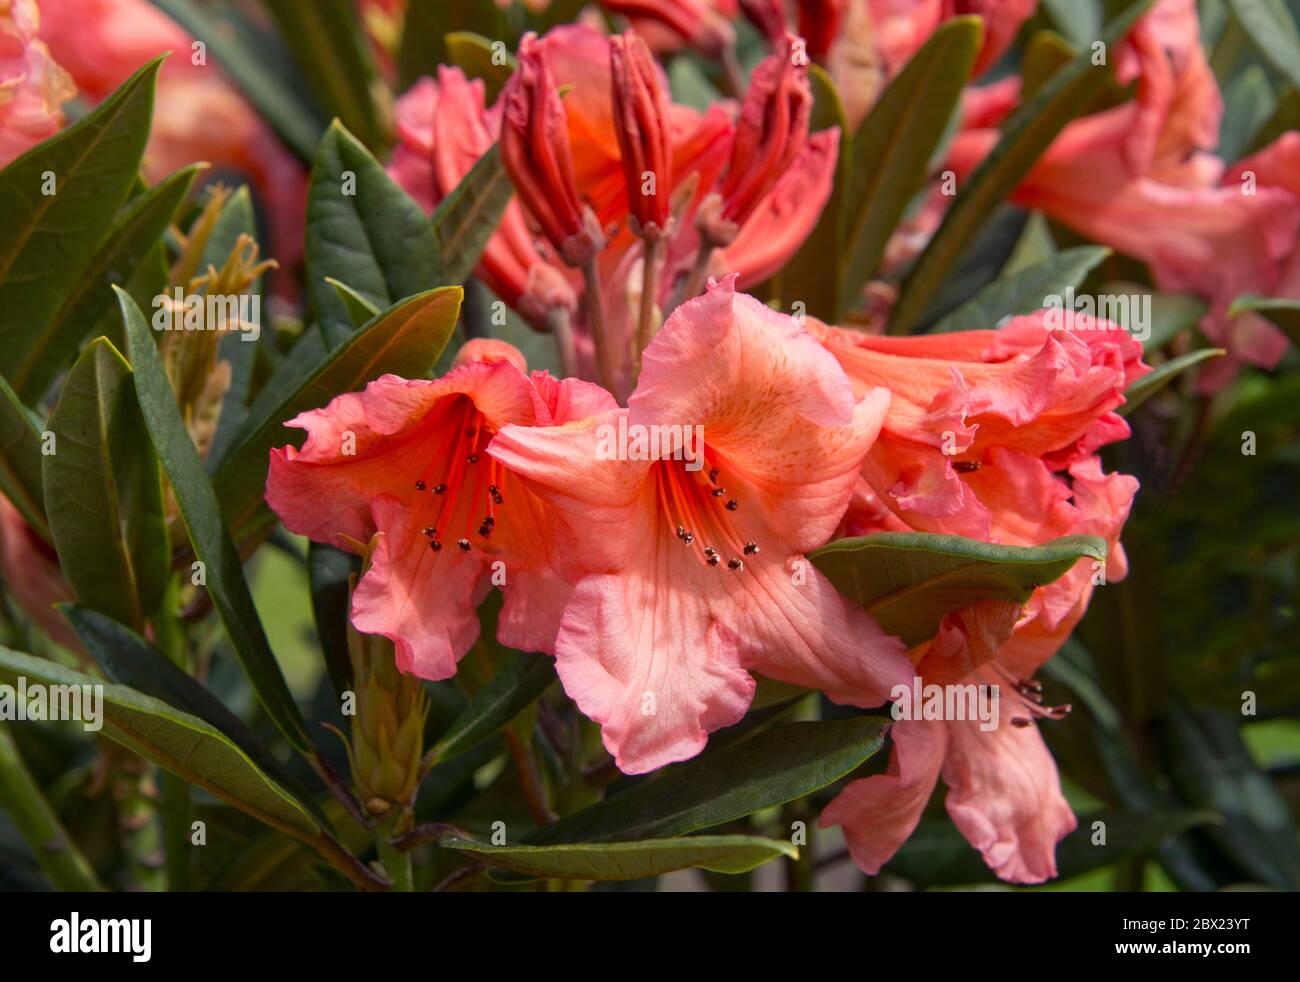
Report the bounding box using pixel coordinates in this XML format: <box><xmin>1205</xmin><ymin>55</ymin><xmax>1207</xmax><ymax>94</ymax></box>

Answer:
<box><xmin>266</xmin><ymin>339</ymin><xmax>617</xmax><ymax>680</ymax></box>
<box><xmin>945</xmin><ymin>0</ymin><xmax>1300</xmax><ymax>376</ymax></box>
<box><xmin>488</xmin><ymin>278</ymin><xmax>912</xmax><ymax>772</ymax></box>
<box><xmin>37</xmin><ymin>0</ymin><xmax>306</xmax><ymax>272</ymax></box>
<box><xmin>0</xmin><ymin>0</ymin><xmax>74</xmax><ymax>166</ymax></box>
<box><xmin>0</xmin><ymin>497</ymin><xmax>80</xmax><ymax>653</ymax></box>
<box><xmin>599</xmin><ymin>0</ymin><xmax>738</xmax><ymax>56</ymax></box>
<box><xmin>813</xmin><ymin>310</ymin><xmax>1146</xmax><ymax>882</ymax></box>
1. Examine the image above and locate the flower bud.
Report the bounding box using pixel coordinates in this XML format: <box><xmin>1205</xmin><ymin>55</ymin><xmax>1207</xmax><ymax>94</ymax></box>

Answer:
<box><xmin>797</xmin><ymin>0</ymin><xmax>846</xmax><ymax>62</ymax></box>
<box><xmin>599</xmin><ymin>0</ymin><xmax>734</xmax><ymax>57</ymax></box>
<box><xmin>610</xmin><ymin>31</ymin><xmax>674</xmax><ymax>238</ymax></box>
<box><xmin>715</xmin><ymin>34</ymin><xmax>813</xmax><ymax>230</ymax></box>
<box><xmin>500</xmin><ymin>33</ymin><xmax>605</xmax><ymax>266</ymax></box>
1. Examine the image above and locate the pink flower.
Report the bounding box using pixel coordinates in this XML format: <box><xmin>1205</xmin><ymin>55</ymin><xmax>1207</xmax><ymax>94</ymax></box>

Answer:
<box><xmin>37</xmin><ymin>0</ymin><xmax>306</xmax><ymax>273</ymax></box>
<box><xmin>813</xmin><ymin>311</ymin><xmax>1146</xmax><ymax>882</ymax></box>
<box><xmin>488</xmin><ymin>277</ymin><xmax>912</xmax><ymax>773</ymax></box>
<box><xmin>598</xmin><ymin>0</ymin><xmax>738</xmax><ymax>56</ymax></box>
<box><xmin>0</xmin><ymin>0</ymin><xmax>74</xmax><ymax>166</ymax></box>
<box><xmin>0</xmin><ymin>496</ymin><xmax>80</xmax><ymax>653</ymax></box>
<box><xmin>266</xmin><ymin>340</ymin><xmax>617</xmax><ymax>680</ymax></box>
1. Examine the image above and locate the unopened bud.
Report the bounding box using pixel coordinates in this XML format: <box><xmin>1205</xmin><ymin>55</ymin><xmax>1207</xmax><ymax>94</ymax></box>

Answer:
<box><xmin>610</xmin><ymin>31</ymin><xmax>674</xmax><ymax>239</ymax></box>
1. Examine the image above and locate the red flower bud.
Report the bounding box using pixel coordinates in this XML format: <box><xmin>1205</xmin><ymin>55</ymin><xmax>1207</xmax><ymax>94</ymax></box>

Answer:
<box><xmin>599</xmin><ymin>0</ymin><xmax>734</xmax><ymax>56</ymax></box>
<box><xmin>716</xmin><ymin>34</ymin><xmax>813</xmax><ymax>228</ymax></box>
<box><xmin>797</xmin><ymin>0</ymin><xmax>846</xmax><ymax>62</ymax></box>
<box><xmin>500</xmin><ymin>34</ymin><xmax>604</xmax><ymax>266</ymax></box>
<box><xmin>610</xmin><ymin>31</ymin><xmax>674</xmax><ymax>237</ymax></box>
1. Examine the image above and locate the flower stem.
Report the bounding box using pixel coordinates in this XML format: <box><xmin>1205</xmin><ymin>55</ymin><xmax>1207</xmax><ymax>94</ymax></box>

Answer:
<box><xmin>376</xmin><ymin>814</ymin><xmax>414</xmax><ymax>892</ymax></box>
<box><xmin>635</xmin><ymin>237</ymin><xmax>664</xmax><ymax>379</ymax></box>
<box><xmin>0</xmin><ymin>722</ymin><xmax>104</xmax><ymax>891</ymax></box>
<box><xmin>547</xmin><ymin>306</ymin><xmax>579</xmax><ymax>379</ymax></box>
<box><xmin>581</xmin><ymin>258</ymin><xmax>619</xmax><ymax>397</ymax></box>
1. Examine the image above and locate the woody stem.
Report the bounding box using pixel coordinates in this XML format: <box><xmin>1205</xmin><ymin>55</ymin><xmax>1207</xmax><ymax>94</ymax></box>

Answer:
<box><xmin>547</xmin><ymin>306</ymin><xmax>578</xmax><ymax>379</ymax></box>
<box><xmin>681</xmin><ymin>245</ymin><xmax>715</xmax><ymax>309</ymax></box>
<box><xmin>635</xmin><ymin>236</ymin><xmax>664</xmax><ymax>378</ymax></box>
<box><xmin>581</xmin><ymin>258</ymin><xmax>618</xmax><ymax>397</ymax></box>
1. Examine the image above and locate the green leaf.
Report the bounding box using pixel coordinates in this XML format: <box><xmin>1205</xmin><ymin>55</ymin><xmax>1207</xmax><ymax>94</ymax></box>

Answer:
<box><xmin>428</xmin><ymin>652</ymin><xmax>556</xmax><ymax>765</ymax></box>
<box><xmin>149</xmin><ymin>0</ymin><xmax>326</xmax><ymax>161</ymax></box>
<box><xmin>887</xmin><ymin>809</ymin><xmax>1218</xmax><ymax>886</ymax></box>
<box><xmin>932</xmin><ymin>246</ymin><xmax>1111</xmax><ymax>333</ymax></box>
<box><xmin>838</xmin><ymin>17</ymin><xmax>982</xmax><ymax>320</ymax></box>
<box><xmin>18</xmin><ymin>165</ymin><xmax>201</xmax><ymax>402</ymax></box>
<box><xmin>0</xmin><ymin>375</ymin><xmax>49</xmax><ymax>542</ymax></box>
<box><xmin>1159</xmin><ymin>703</ymin><xmax>1300</xmax><ymax>889</ymax></box>
<box><xmin>1218</xmin><ymin>65</ymin><xmax>1276</xmax><ymax>163</ymax></box>
<box><xmin>810</xmin><ymin>532</ymin><xmax>1107</xmax><ymax>646</ymax></box>
<box><xmin>442</xmin><ymin>832</ymin><xmax>796</xmax><ymax>881</ymax></box>
<box><xmin>0</xmin><ymin>646</ymin><xmax>320</xmax><ymax>838</ymax></box>
<box><xmin>430</xmin><ymin>144</ymin><xmax>514</xmax><ymax>289</ymax></box>
<box><xmin>325</xmin><ymin>277</ymin><xmax>381</xmax><ymax>328</ymax></box>
<box><xmin>773</xmin><ymin>65</ymin><xmax>847</xmax><ymax>320</ymax></box>
<box><xmin>1228</xmin><ymin>294</ymin><xmax>1300</xmax><ymax>346</ymax></box>
<box><xmin>212</xmin><ymin>286</ymin><xmax>463</xmax><ymax>537</ymax></box>
<box><xmin>306</xmin><ymin>542</ymin><xmax>356</xmax><ymax>701</ymax></box>
<box><xmin>42</xmin><ymin>339</ymin><xmax>168</xmax><ymax>631</ymax></box>
<box><xmin>1041</xmin><ymin>0</ymin><xmax>1102</xmax><ymax>49</ymax></box>
<box><xmin>63</xmin><ymin>603</ymin><xmax>327</xmax><ymax>826</ymax></box>
<box><xmin>397</xmin><ymin>0</ymin><xmax>505</xmax><ymax>91</ymax></box>
<box><xmin>263</xmin><ymin>0</ymin><xmax>380</xmax><ymax>150</ymax></box>
<box><xmin>0</xmin><ymin>58</ymin><xmax>161</xmax><ymax>401</ymax></box>
<box><xmin>1226</xmin><ymin>0</ymin><xmax>1300</xmax><ymax>92</ymax></box>
<box><xmin>891</xmin><ymin>1</ymin><xmax>1154</xmax><ymax>333</ymax></box>
<box><xmin>1119</xmin><ymin>348</ymin><xmax>1225</xmax><ymax>415</ymax></box>
<box><xmin>117</xmin><ymin>288</ymin><xmax>313</xmax><ymax>754</ymax></box>
<box><xmin>307</xmin><ymin>121</ymin><xmax>441</xmax><ymax>346</ymax></box>
<box><xmin>530</xmin><ymin>716</ymin><xmax>888</xmax><ymax>844</ymax></box>
<box><xmin>445</xmin><ymin>31</ymin><xmax>517</xmax><ymax>103</ymax></box>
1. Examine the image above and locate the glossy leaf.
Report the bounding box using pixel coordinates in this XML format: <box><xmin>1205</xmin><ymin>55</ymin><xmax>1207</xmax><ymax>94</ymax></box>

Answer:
<box><xmin>810</xmin><ymin>533</ymin><xmax>1106</xmax><ymax>646</ymax></box>
<box><xmin>430</xmin><ymin>144</ymin><xmax>514</xmax><ymax>289</ymax></box>
<box><xmin>306</xmin><ymin>121</ymin><xmax>441</xmax><ymax>346</ymax></box>
<box><xmin>0</xmin><ymin>647</ymin><xmax>320</xmax><ymax>838</ymax></box>
<box><xmin>530</xmin><ymin>716</ymin><xmax>888</xmax><ymax>844</ymax></box>
<box><xmin>19</xmin><ymin>165</ymin><xmax>201</xmax><ymax>402</ymax></box>
<box><xmin>932</xmin><ymin>246</ymin><xmax>1110</xmax><ymax>332</ymax></box>
<box><xmin>1120</xmin><ymin>349</ymin><xmax>1225</xmax><ymax>415</ymax></box>
<box><xmin>212</xmin><ymin>286</ymin><xmax>463</xmax><ymax>537</ymax></box>
<box><xmin>838</xmin><ymin>17</ymin><xmax>982</xmax><ymax>320</ymax></box>
<box><xmin>325</xmin><ymin>277</ymin><xmax>381</xmax><ymax>328</ymax></box>
<box><xmin>892</xmin><ymin>1</ymin><xmax>1154</xmax><ymax>333</ymax></box>
<box><xmin>442</xmin><ymin>832</ymin><xmax>796</xmax><ymax>880</ymax></box>
<box><xmin>428</xmin><ymin>652</ymin><xmax>556</xmax><ymax>765</ymax></box>
<box><xmin>0</xmin><ymin>58</ymin><xmax>161</xmax><ymax>401</ymax></box>
<box><xmin>42</xmin><ymin>339</ymin><xmax>168</xmax><ymax>631</ymax></box>
<box><xmin>0</xmin><ymin>375</ymin><xmax>48</xmax><ymax>541</ymax></box>
<box><xmin>118</xmin><ymin>288</ymin><xmax>314</xmax><ymax>754</ymax></box>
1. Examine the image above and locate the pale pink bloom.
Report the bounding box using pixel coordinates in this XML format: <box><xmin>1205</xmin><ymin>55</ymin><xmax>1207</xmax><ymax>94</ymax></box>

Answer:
<box><xmin>38</xmin><ymin>0</ymin><xmax>306</xmax><ymax>271</ymax></box>
<box><xmin>266</xmin><ymin>340</ymin><xmax>616</xmax><ymax>680</ymax></box>
<box><xmin>0</xmin><ymin>0</ymin><xmax>74</xmax><ymax>166</ymax></box>
<box><xmin>489</xmin><ymin>278</ymin><xmax>912</xmax><ymax>773</ymax></box>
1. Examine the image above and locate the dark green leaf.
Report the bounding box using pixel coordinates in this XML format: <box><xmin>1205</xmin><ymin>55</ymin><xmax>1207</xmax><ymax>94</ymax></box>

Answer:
<box><xmin>263</xmin><ymin>0</ymin><xmax>381</xmax><ymax>150</ymax></box>
<box><xmin>892</xmin><ymin>1</ymin><xmax>1154</xmax><ymax>333</ymax></box>
<box><xmin>42</xmin><ymin>339</ymin><xmax>168</xmax><ymax>630</ymax></box>
<box><xmin>530</xmin><ymin>716</ymin><xmax>888</xmax><ymax>844</ymax></box>
<box><xmin>442</xmin><ymin>832</ymin><xmax>795</xmax><ymax>880</ymax></box>
<box><xmin>0</xmin><ymin>58</ymin><xmax>161</xmax><ymax>401</ymax></box>
<box><xmin>0</xmin><ymin>646</ymin><xmax>320</xmax><ymax>838</ymax></box>
<box><xmin>1226</xmin><ymin>0</ymin><xmax>1300</xmax><ymax>92</ymax></box>
<box><xmin>932</xmin><ymin>246</ymin><xmax>1110</xmax><ymax>332</ymax></box>
<box><xmin>117</xmin><ymin>287</ymin><xmax>313</xmax><ymax>754</ymax></box>
<box><xmin>307</xmin><ymin>121</ymin><xmax>441</xmax><ymax>346</ymax></box>
<box><xmin>22</xmin><ymin>165</ymin><xmax>201</xmax><ymax>402</ymax></box>
<box><xmin>445</xmin><ymin>32</ymin><xmax>517</xmax><ymax>103</ymax></box>
<box><xmin>811</xmin><ymin>532</ymin><xmax>1106</xmax><ymax>646</ymax></box>
<box><xmin>325</xmin><ymin>277</ymin><xmax>381</xmax><ymax>328</ymax></box>
<box><xmin>397</xmin><ymin>0</ymin><xmax>505</xmax><ymax>91</ymax></box>
<box><xmin>0</xmin><ymin>375</ymin><xmax>48</xmax><ymax>541</ymax></box>
<box><xmin>1120</xmin><ymin>348</ymin><xmax>1225</xmax><ymax>415</ymax></box>
<box><xmin>212</xmin><ymin>286</ymin><xmax>463</xmax><ymax>537</ymax></box>
<box><xmin>429</xmin><ymin>652</ymin><xmax>555</xmax><ymax>765</ymax></box>
<box><xmin>431</xmin><ymin>144</ymin><xmax>514</xmax><ymax>288</ymax></box>
<box><xmin>307</xmin><ymin>541</ymin><xmax>356</xmax><ymax>700</ymax></box>
<box><xmin>838</xmin><ymin>17</ymin><xmax>982</xmax><ymax>320</ymax></box>
<box><xmin>149</xmin><ymin>0</ymin><xmax>325</xmax><ymax>161</ymax></box>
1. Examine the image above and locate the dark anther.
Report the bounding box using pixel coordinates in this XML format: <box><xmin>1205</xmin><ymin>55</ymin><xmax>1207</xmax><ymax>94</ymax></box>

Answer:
<box><xmin>467</xmin><ymin>454</ymin><xmax>479</xmax><ymax>464</ymax></box>
<box><xmin>743</xmin><ymin>542</ymin><xmax>758</xmax><ymax>555</ymax></box>
<box><xmin>457</xmin><ymin>539</ymin><xmax>471</xmax><ymax>552</ymax></box>
<box><xmin>708</xmin><ymin>468</ymin><xmax>719</xmax><ymax>483</ymax></box>
<box><xmin>711</xmin><ymin>488</ymin><xmax>726</xmax><ymax>497</ymax></box>
<box><xmin>707</xmin><ymin>555</ymin><xmax>720</xmax><ymax>566</ymax></box>
<box><xmin>434</xmin><ymin>483</ymin><xmax>447</xmax><ymax>494</ymax></box>
<box><xmin>415</xmin><ymin>481</ymin><xmax>426</xmax><ymax>491</ymax></box>
<box><xmin>422</xmin><ymin>526</ymin><xmax>436</xmax><ymax>537</ymax></box>
<box><xmin>953</xmin><ymin>461</ymin><xmax>981</xmax><ymax>473</ymax></box>
<box><xmin>727</xmin><ymin>558</ymin><xmax>744</xmax><ymax>571</ymax></box>
<box><xmin>725</xmin><ymin>499</ymin><xmax>738</xmax><ymax>511</ymax></box>
<box><xmin>1010</xmin><ymin>717</ymin><xmax>1033</xmax><ymax>728</ymax></box>
<box><xmin>429</xmin><ymin>540</ymin><xmax>442</xmax><ymax>552</ymax></box>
